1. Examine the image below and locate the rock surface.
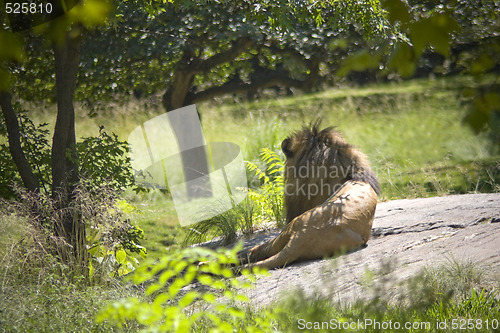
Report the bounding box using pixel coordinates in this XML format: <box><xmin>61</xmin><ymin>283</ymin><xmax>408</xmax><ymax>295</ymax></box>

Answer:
<box><xmin>239</xmin><ymin>193</ymin><xmax>500</xmax><ymax>306</ymax></box>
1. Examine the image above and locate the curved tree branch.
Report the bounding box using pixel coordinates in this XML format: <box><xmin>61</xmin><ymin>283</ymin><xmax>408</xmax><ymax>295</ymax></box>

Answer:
<box><xmin>196</xmin><ymin>37</ymin><xmax>253</xmax><ymax>71</ymax></box>
<box><xmin>188</xmin><ymin>57</ymin><xmax>321</xmax><ymax>104</ymax></box>
<box><xmin>162</xmin><ymin>36</ymin><xmax>254</xmax><ymax>110</ymax></box>
<box><xmin>0</xmin><ymin>91</ymin><xmax>40</xmax><ymax>192</ymax></box>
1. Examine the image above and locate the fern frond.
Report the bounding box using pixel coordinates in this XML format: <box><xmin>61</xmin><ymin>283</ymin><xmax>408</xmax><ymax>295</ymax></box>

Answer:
<box><xmin>260</xmin><ymin>148</ymin><xmax>283</xmax><ymax>166</ymax></box>
<box><xmin>245</xmin><ymin>161</ymin><xmax>270</xmax><ymax>183</ymax></box>
<box><xmin>260</xmin><ymin>148</ymin><xmax>284</xmax><ymax>175</ymax></box>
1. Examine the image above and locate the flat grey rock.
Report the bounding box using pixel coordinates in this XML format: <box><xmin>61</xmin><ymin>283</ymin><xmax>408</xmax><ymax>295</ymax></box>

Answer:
<box><xmin>240</xmin><ymin>193</ymin><xmax>500</xmax><ymax>306</ymax></box>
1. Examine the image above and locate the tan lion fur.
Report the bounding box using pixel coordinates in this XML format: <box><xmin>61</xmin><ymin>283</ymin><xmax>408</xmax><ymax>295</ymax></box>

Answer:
<box><xmin>239</xmin><ymin>122</ymin><xmax>380</xmax><ymax>269</ymax></box>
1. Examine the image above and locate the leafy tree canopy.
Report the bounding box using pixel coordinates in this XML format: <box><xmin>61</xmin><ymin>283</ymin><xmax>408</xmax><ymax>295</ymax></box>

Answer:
<box><xmin>5</xmin><ymin>0</ymin><xmax>389</xmax><ymax>110</ymax></box>
<box><xmin>2</xmin><ymin>0</ymin><xmax>499</xmax><ymax>133</ymax></box>
<box><xmin>339</xmin><ymin>0</ymin><xmax>500</xmax><ymax>138</ymax></box>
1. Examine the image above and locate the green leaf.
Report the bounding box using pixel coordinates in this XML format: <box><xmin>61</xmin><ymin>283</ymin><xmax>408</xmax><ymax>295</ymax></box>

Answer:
<box><xmin>173</xmin><ymin>260</ymin><xmax>188</xmax><ymax>273</ymax></box>
<box><xmin>227</xmin><ymin>307</ymin><xmax>245</xmax><ymax>319</ymax></box>
<box><xmin>338</xmin><ymin>50</ymin><xmax>382</xmax><ymax>77</ymax></box>
<box><xmin>470</xmin><ymin>54</ymin><xmax>496</xmax><ymax>75</ymax></box>
<box><xmin>203</xmin><ymin>293</ymin><xmax>217</xmax><ymax>303</ymax></box>
<box><xmin>116</xmin><ymin>249</ymin><xmax>127</xmax><ymax>264</ymax></box>
<box><xmin>179</xmin><ymin>291</ymin><xmax>200</xmax><ymax>308</ymax></box>
<box><xmin>409</xmin><ymin>13</ymin><xmax>460</xmax><ymax>57</ymax></box>
<box><xmin>198</xmin><ymin>274</ymin><xmax>213</xmax><ymax>286</ymax></box>
<box><xmin>233</xmin><ymin>294</ymin><xmax>250</xmax><ymax>303</ymax></box>
<box><xmin>388</xmin><ymin>42</ymin><xmax>416</xmax><ymax>78</ymax></box>
<box><xmin>215</xmin><ymin>321</ymin><xmax>233</xmax><ymax>332</ymax></box>
<box><xmin>381</xmin><ymin>0</ymin><xmax>411</xmax><ymax>27</ymax></box>
<box><xmin>146</xmin><ymin>283</ymin><xmax>162</xmax><ymax>295</ymax></box>
<box><xmin>67</xmin><ymin>0</ymin><xmax>111</xmax><ymax>27</ymax></box>
<box><xmin>465</xmin><ymin>92</ymin><xmax>500</xmax><ymax>133</ymax></box>
<box><xmin>0</xmin><ymin>31</ymin><xmax>25</xmax><ymax>62</ymax></box>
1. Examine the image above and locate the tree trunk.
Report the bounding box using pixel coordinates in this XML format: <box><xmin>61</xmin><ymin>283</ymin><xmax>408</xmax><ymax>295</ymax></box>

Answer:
<box><xmin>0</xmin><ymin>91</ymin><xmax>40</xmax><ymax>192</ymax></box>
<box><xmin>52</xmin><ymin>31</ymin><xmax>87</xmax><ymax>274</ymax></box>
<box><xmin>159</xmin><ymin>38</ymin><xmax>323</xmax><ymax>202</ymax></box>
<box><xmin>163</xmin><ymin>68</ymin><xmax>212</xmax><ymax>199</ymax></box>
<box><xmin>162</xmin><ymin>68</ymin><xmax>196</xmax><ymax>111</ymax></box>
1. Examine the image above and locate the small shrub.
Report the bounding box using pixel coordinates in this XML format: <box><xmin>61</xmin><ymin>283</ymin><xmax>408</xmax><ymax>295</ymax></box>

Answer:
<box><xmin>183</xmin><ymin>208</ymin><xmax>240</xmax><ymax>246</ymax></box>
<box><xmin>0</xmin><ymin>110</ymin><xmax>136</xmax><ymax>198</ymax></box>
<box><xmin>96</xmin><ymin>245</ymin><xmax>278</xmax><ymax>332</ymax></box>
<box><xmin>247</xmin><ymin>148</ymin><xmax>285</xmax><ymax>228</ymax></box>
<box><xmin>235</xmin><ymin>196</ymin><xmax>256</xmax><ymax>235</ymax></box>
<box><xmin>0</xmin><ymin>187</ymin><xmax>146</xmax><ymax>332</ymax></box>
<box><xmin>77</xmin><ymin>183</ymin><xmax>147</xmax><ymax>282</ymax></box>
<box><xmin>0</xmin><ymin>110</ymin><xmax>51</xmax><ymax>197</ymax></box>
<box><xmin>422</xmin><ymin>256</ymin><xmax>486</xmax><ymax>301</ymax></box>
<box><xmin>183</xmin><ymin>197</ymin><xmax>256</xmax><ymax>246</ymax></box>
<box><xmin>78</xmin><ymin>125</ymin><xmax>136</xmax><ymax>193</ymax></box>
<box><xmin>0</xmin><ymin>184</ymin><xmax>146</xmax><ymax>284</ymax></box>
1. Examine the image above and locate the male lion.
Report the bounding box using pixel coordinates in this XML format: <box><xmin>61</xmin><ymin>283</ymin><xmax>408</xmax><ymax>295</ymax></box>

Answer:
<box><xmin>239</xmin><ymin>122</ymin><xmax>380</xmax><ymax>269</ymax></box>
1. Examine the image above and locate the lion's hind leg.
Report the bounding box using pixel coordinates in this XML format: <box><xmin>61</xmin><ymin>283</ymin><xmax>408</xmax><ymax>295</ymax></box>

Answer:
<box><xmin>238</xmin><ymin>226</ymin><xmax>293</xmax><ymax>265</ymax></box>
<box><xmin>241</xmin><ymin>233</ymin><xmax>305</xmax><ymax>270</ymax></box>
<box><xmin>243</xmin><ymin>224</ymin><xmax>368</xmax><ymax>270</ymax></box>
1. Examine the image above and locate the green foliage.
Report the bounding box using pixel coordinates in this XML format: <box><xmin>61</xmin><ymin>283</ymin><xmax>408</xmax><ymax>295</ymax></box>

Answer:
<box><xmin>0</xmin><ymin>0</ymin><xmax>111</xmax><ymax>93</ymax></box>
<box><xmin>0</xmin><ymin>183</ymin><xmax>146</xmax><ymax>284</ymax></box>
<box><xmin>74</xmin><ymin>184</ymin><xmax>147</xmax><ymax>281</ymax></box>
<box><xmin>96</xmin><ymin>245</ymin><xmax>278</xmax><ymax>332</ymax></box>
<box><xmin>87</xmin><ymin>218</ymin><xmax>147</xmax><ymax>281</ymax></box>
<box><xmin>183</xmin><ymin>197</ymin><xmax>257</xmax><ymax>247</ymax></box>
<box><xmin>463</xmin><ymin>83</ymin><xmax>500</xmax><ymax>140</ymax></box>
<box><xmin>0</xmin><ymin>109</ymin><xmax>51</xmax><ymax>197</ymax></box>
<box><xmin>70</xmin><ymin>0</ymin><xmax>388</xmax><ymax>110</ymax></box>
<box><xmin>0</xmin><ymin>189</ymin><xmax>146</xmax><ymax>331</ymax></box>
<box><xmin>0</xmin><ymin>9</ymin><xmax>25</xmax><ymax>91</ymax></box>
<box><xmin>246</xmin><ymin>148</ymin><xmax>285</xmax><ymax>227</ymax></box>
<box><xmin>0</xmin><ymin>111</ymin><xmax>135</xmax><ymax>198</ymax></box>
<box><xmin>339</xmin><ymin>0</ymin><xmax>500</xmax><ymax>139</ymax></box>
<box><xmin>78</xmin><ymin>126</ymin><xmax>135</xmax><ymax>193</ymax></box>
<box><xmin>340</xmin><ymin>0</ymin><xmax>462</xmax><ymax>78</ymax></box>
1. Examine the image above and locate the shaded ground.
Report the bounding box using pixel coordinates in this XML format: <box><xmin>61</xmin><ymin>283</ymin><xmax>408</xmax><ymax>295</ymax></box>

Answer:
<box><xmin>237</xmin><ymin>193</ymin><xmax>500</xmax><ymax>306</ymax></box>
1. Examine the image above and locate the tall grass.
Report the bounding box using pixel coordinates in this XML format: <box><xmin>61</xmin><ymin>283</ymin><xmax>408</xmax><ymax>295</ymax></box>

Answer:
<box><xmin>16</xmin><ymin>76</ymin><xmax>500</xmax><ymax>253</ymax></box>
<box><xmin>21</xmin><ymin>77</ymin><xmax>498</xmax><ymax>199</ymax></box>
<box><xmin>2</xmin><ymin>76</ymin><xmax>499</xmax><ymax>332</ymax></box>
<box><xmin>0</xmin><ymin>200</ymin><xmax>144</xmax><ymax>332</ymax></box>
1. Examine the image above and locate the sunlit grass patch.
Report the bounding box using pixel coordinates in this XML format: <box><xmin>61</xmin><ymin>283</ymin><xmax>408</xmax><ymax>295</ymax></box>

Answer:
<box><xmin>276</xmin><ymin>259</ymin><xmax>500</xmax><ymax>333</ymax></box>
